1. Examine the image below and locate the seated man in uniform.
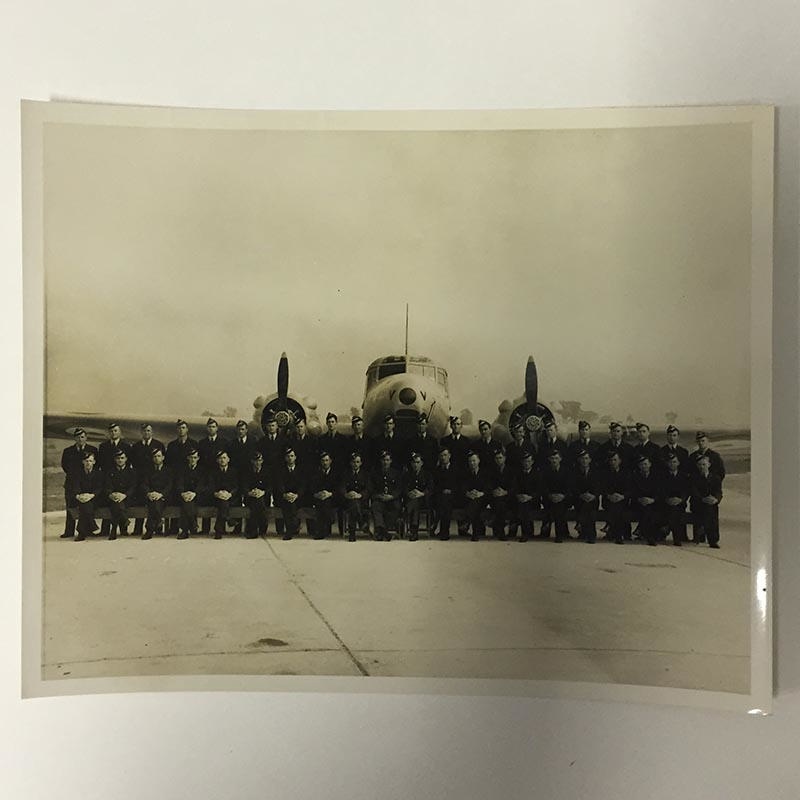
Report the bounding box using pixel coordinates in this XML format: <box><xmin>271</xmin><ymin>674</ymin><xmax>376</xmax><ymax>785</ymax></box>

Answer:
<box><xmin>432</xmin><ymin>445</ymin><xmax>459</xmax><ymax>541</ymax></box>
<box><xmin>601</xmin><ymin>451</ymin><xmax>631</xmax><ymax>544</ymax></box>
<box><xmin>339</xmin><ymin>451</ymin><xmax>370</xmax><ymax>542</ymax></box>
<box><xmin>276</xmin><ymin>446</ymin><xmax>306</xmax><ymax>540</ymax></box>
<box><xmin>104</xmin><ymin>448</ymin><xmax>138</xmax><ymax>540</ymax></box>
<box><xmin>514</xmin><ymin>450</ymin><xmax>539</xmax><ymax>542</ymax></box>
<box><xmin>461</xmin><ymin>450</ymin><xmax>489</xmax><ymax>542</ymax></box>
<box><xmin>402</xmin><ymin>451</ymin><xmax>432</xmax><ymax>541</ymax></box>
<box><xmin>309</xmin><ymin>450</ymin><xmax>338</xmax><ymax>540</ymax></box>
<box><xmin>631</xmin><ymin>454</ymin><xmax>661</xmax><ymax>546</ymax></box>
<box><xmin>539</xmin><ymin>450</ymin><xmax>571</xmax><ymax>542</ymax></box>
<box><xmin>571</xmin><ymin>448</ymin><xmax>601</xmax><ymax>543</ymax></box>
<box><xmin>368</xmin><ymin>450</ymin><xmax>402</xmax><ymax>541</ymax></box>
<box><xmin>176</xmin><ymin>447</ymin><xmax>208</xmax><ymax>539</ymax></box>
<box><xmin>486</xmin><ymin>447</ymin><xmax>514</xmax><ymax>540</ymax></box>
<box><xmin>662</xmin><ymin>450</ymin><xmax>690</xmax><ymax>545</ymax></box>
<box><xmin>142</xmin><ymin>446</ymin><xmax>173</xmax><ymax>540</ymax></box>
<box><xmin>60</xmin><ymin>427</ymin><xmax>98</xmax><ymax>539</ymax></box>
<box><xmin>208</xmin><ymin>448</ymin><xmax>240</xmax><ymax>539</ymax></box>
<box><xmin>241</xmin><ymin>450</ymin><xmax>270</xmax><ymax>539</ymax></box>
<box><xmin>65</xmin><ymin>450</ymin><xmax>104</xmax><ymax>542</ymax></box>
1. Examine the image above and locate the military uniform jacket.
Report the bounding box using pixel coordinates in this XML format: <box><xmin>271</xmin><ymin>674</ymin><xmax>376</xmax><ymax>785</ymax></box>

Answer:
<box><xmin>440</xmin><ymin>434</ymin><xmax>470</xmax><ymax>471</ymax></box>
<box><xmin>487</xmin><ymin>463</ymin><xmax>516</xmax><ymax>496</ymax></box>
<box><xmin>241</xmin><ymin>466</ymin><xmax>270</xmax><ymax>497</ymax></box>
<box><xmin>61</xmin><ymin>443</ymin><xmax>99</xmax><ymax>479</ymax></box>
<box><xmin>432</xmin><ymin>463</ymin><xmax>460</xmax><ymax>497</ymax></box>
<box><xmin>339</xmin><ymin>467</ymin><xmax>370</xmax><ymax>499</ymax></box>
<box><xmin>474</xmin><ymin>438</ymin><xmax>502</xmax><ymax>469</ymax></box>
<box><xmin>597</xmin><ymin>440</ymin><xmax>636</xmax><ymax>471</ymax></box>
<box><xmin>601</xmin><ymin>468</ymin><xmax>631</xmax><ymax>502</ymax></box>
<box><xmin>660</xmin><ymin>444</ymin><xmax>690</xmax><ymax>473</ymax></box>
<box><xmin>505</xmin><ymin>439</ymin><xmax>535</xmax><ymax>473</ymax></box>
<box><xmin>536</xmin><ymin>437</ymin><xmax>569</xmax><ymax>469</ymax></box>
<box><xmin>258</xmin><ymin>433</ymin><xmax>286</xmax><ymax>472</ymax></box>
<box><xmin>691</xmin><ymin>472</ymin><xmax>723</xmax><ymax>503</ymax></box>
<box><xmin>370</xmin><ymin>434</ymin><xmax>406</xmax><ymax>469</ymax></box>
<box><xmin>567</xmin><ymin>438</ymin><xmax>601</xmax><ymax>467</ymax></box>
<box><xmin>571</xmin><ymin>466</ymin><xmax>601</xmax><ymax>500</ymax></box>
<box><xmin>176</xmin><ymin>464</ymin><xmax>209</xmax><ymax>496</ymax></box>
<box><xmin>689</xmin><ymin>448</ymin><xmax>726</xmax><ymax>480</ymax></box>
<box><xmin>130</xmin><ymin>439</ymin><xmax>166</xmax><ymax>473</ymax></box>
<box><xmin>104</xmin><ymin>465</ymin><xmax>138</xmax><ymax>498</ymax></box>
<box><xmin>309</xmin><ymin>467</ymin><xmax>338</xmax><ymax>497</ymax></box>
<box><xmin>368</xmin><ymin>467</ymin><xmax>402</xmax><ymax>501</ymax></box>
<box><xmin>229</xmin><ymin>436</ymin><xmax>260</xmax><ymax>475</ymax></box>
<box><xmin>630</xmin><ymin>470</ymin><xmax>662</xmax><ymax>503</ymax></box>
<box><xmin>633</xmin><ymin>441</ymin><xmax>663</xmax><ymax>470</ymax></box>
<box><xmin>142</xmin><ymin>465</ymin><xmax>174</xmax><ymax>498</ymax></box>
<box><xmin>98</xmin><ymin>439</ymin><xmax>133</xmax><ymax>472</ymax></box>
<box><xmin>402</xmin><ymin>468</ymin><xmax>432</xmax><ymax>499</ymax></box>
<box><xmin>318</xmin><ymin>432</ymin><xmax>347</xmax><ymax>473</ymax></box>
<box><xmin>346</xmin><ymin>435</ymin><xmax>372</xmax><ymax>470</ymax></box>
<box><xmin>461</xmin><ymin>467</ymin><xmax>489</xmax><ymax>500</ymax></box>
<box><xmin>662</xmin><ymin>470</ymin><xmax>690</xmax><ymax>503</ymax></box>
<box><xmin>207</xmin><ymin>465</ymin><xmax>240</xmax><ymax>496</ymax></box>
<box><xmin>166</xmin><ymin>437</ymin><xmax>199</xmax><ymax>470</ymax></box>
<box><xmin>515</xmin><ymin>467</ymin><xmax>539</xmax><ymax>501</ymax></box>
<box><xmin>66</xmin><ymin>466</ymin><xmax>105</xmax><ymax>501</ymax></box>
<box><xmin>408</xmin><ymin>433</ymin><xmax>440</xmax><ymax>471</ymax></box>
<box><xmin>197</xmin><ymin>435</ymin><xmax>230</xmax><ymax>471</ymax></box>
<box><xmin>276</xmin><ymin>465</ymin><xmax>306</xmax><ymax>498</ymax></box>
<box><xmin>539</xmin><ymin>465</ymin><xmax>571</xmax><ymax>500</ymax></box>
<box><xmin>291</xmin><ymin>434</ymin><xmax>319</xmax><ymax>474</ymax></box>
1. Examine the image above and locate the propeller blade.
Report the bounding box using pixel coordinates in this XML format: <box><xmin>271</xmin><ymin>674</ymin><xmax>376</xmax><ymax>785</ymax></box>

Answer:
<box><xmin>277</xmin><ymin>352</ymin><xmax>289</xmax><ymax>403</ymax></box>
<box><xmin>525</xmin><ymin>356</ymin><xmax>538</xmax><ymax>409</ymax></box>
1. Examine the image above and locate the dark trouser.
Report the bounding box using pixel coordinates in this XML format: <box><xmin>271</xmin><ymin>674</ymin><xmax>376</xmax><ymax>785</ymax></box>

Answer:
<box><xmin>575</xmin><ymin>499</ymin><xmax>599</xmax><ymax>542</ymax></box>
<box><xmin>605</xmin><ymin>500</ymin><xmax>631</xmax><ymax>541</ymax></box>
<box><xmin>63</xmin><ymin>487</ymin><xmax>76</xmax><ymax>536</ymax></box>
<box><xmin>271</xmin><ymin>491</ymin><xmax>285</xmax><ymax>534</ymax></box>
<box><xmin>75</xmin><ymin>499</ymin><xmax>96</xmax><ymax>538</ymax></box>
<box><xmin>133</xmin><ymin>490</ymin><xmax>147</xmax><ymax>535</ymax></box>
<box><xmin>490</xmin><ymin>496</ymin><xmax>511</xmax><ymax>538</ymax></box>
<box><xmin>633</xmin><ymin>503</ymin><xmax>659</xmax><ymax>544</ymax></box>
<box><xmin>542</xmin><ymin>499</ymin><xmax>569</xmax><ymax>540</ymax></box>
<box><xmin>311</xmin><ymin>499</ymin><xmax>336</xmax><ymax>538</ymax></box>
<box><xmin>372</xmin><ymin>499</ymin><xmax>400</xmax><ymax>537</ymax></box>
<box><xmin>516</xmin><ymin>499</ymin><xmax>537</xmax><ymax>540</ymax></box>
<box><xmin>343</xmin><ymin>499</ymin><xmax>369</xmax><ymax>535</ymax></box>
<box><xmin>405</xmin><ymin>497</ymin><xmax>426</xmax><ymax>536</ymax></box>
<box><xmin>464</xmin><ymin>498</ymin><xmax>487</xmax><ymax>539</ymax></box>
<box><xmin>179</xmin><ymin>497</ymin><xmax>201</xmax><ymax>534</ymax></box>
<box><xmin>694</xmin><ymin>502</ymin><xmax>720</xmax><ymax>545</ymax></box>
<box><xmin>213</xmin><ymin>497</ymin><xmax>233</xmax><ymax>534</ymax></box>
<box><xmin>663</xmin><ymin>504</ymin><xmax>687</xmax><ymax>544</ymax></box>
<box><xmin>107</xmin><ymin>499</ymin><xmax>129</xmax><ymax>535</ymax></box>
<box><xmin>244</xmin><ymin>496</ymin><xmax>268</xmax><ymax>537</ymax></box>
<box><xmin>279</xmin><ymin>499</ymin><xmax>301</xmax><ymax>536</ymax></box>
<box><xmin>146</xmin><ymin>499</ymin><xmax>167</xmax><ymax>534</ymax></box>
<box><xmin>435</xmin><ymin>493</ymin><xmax>455</xmax><ymax>539</ymax></box>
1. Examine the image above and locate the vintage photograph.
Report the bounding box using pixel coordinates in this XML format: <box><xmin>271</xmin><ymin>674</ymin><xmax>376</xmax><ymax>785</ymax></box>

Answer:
<box><xmin>23</xmin><ymin>103</ymin><xmax>772</xmax><ymax>708</ymax></box>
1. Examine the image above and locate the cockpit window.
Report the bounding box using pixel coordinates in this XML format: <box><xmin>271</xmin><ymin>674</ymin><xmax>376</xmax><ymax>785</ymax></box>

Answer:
<box><xmin>407</xmin><ymin>364</ymin><xmax>436</xmax><ymax>380</ymax></box>
<box><xmin>377</xmin><ymin>362</ymin><xmax>406</xmax><ymax>380</ymax></box>
<box><xmin>436</xmin><ymin>368</ymin><xmax>448</xmax><ymax>388</ymax></box>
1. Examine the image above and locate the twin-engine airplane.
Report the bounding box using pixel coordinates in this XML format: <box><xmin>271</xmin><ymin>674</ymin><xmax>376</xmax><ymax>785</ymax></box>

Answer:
<box><xmin>43</xmin><ymin>352</ymin><xmax>563</xmax><ymax>447</ymax></box>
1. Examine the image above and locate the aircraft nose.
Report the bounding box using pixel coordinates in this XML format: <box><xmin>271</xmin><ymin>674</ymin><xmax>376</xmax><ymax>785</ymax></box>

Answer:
<box><xmin>398</xmin><ymin>387</ymin><xmax>417</xmax><ymax>406</ymax></box>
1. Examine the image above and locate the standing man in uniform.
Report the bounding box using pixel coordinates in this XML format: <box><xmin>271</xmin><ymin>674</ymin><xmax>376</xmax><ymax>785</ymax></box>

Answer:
<box><xmin>475</xmin><ymin>420</ymin><xmax>501</xmax><ymax>469</ymax></box>
<box><xmin>371</xmin><ymin>413</ymin><xmax>405</xmax><ymax>467</ymax></box>
<box><xmin>97</xmin><ymin>422</ymin><xmax>133</xmax><ymax>537</ymax></box>
<box><xmin>486</xmin><ymin>447</ymin><xmax>514</xmax><ymax>541</ymax></box>
<box><xmin>318</xmin><ymin>413</ymin><xmax>345</xmax><ymax>472</ymax></box>
<box><xmin>441</xmin><ymin>416</ymin><xmax>470</xmax><ymax>473</ymax></box>
<box><xmin>241</xmin><ymin>450</ymin><xmax>270</xmax><ymax>539</ymax></box>
<box><xmin>340</xmin><ymin>451</ymin><xmax>370</xmax><ymax>542</ymax></box>
<box><xmin>166</xmin><ymin>420</ymin><xmax>199</xmax><ymax>470</ymax></box>
<box><xmin>259</xmin><ymin>414</ymin><xmax>285</xmax><ymax>535</ymax></box>
<box><xmin>368</xmin><ymin>450</ymin><xmax>403</xmax><ymax>541</ymax></box>
<box><xmin>198</xmin><ymin>418</ymin><xmax>232</xmax><ymax>534</ymax></box>
<box><xmin>408</xmin><ymin>412</ymin><xmax>439</xmax><ymax>471</ymax></box>
<box><xmin>505</xmin><ymin>422</ymin><xmax>534</xmax><ymax>473</ymax></box>
<box><xmin>176</xmin><ymin>447</ymin><xmax>207</xmax><ymax>539</ymax></box>
<box><xmin>60</xmin><ymin>427</ymin><xmax>98</xmax><ymax>539</ymax></box>
<box><xmin>65</xmin><ymin>450</ymin><xmax>104</xmax><ymax>541</ymax></box>
<box><xmin>568</xmin><ymin>421</ymin><xmax>600</xmax><ymax>467</ymax></box>
<box><xmin>661</xmin><ymin>425</ymin><xmax>689</xmax><ymax>473</ymax></box>
<box><xmin>104</xmin><ymin>448</ymin><xmax>138</xmax><ymax>539</ymax></box>
<box><xmin>291</xmin><ymin>418</ymin><xmax>318</xmax><ymax>476</ymax></box>
<box><xmin>633</xmin><ymin>423</ymin><xmax>663</xmax><ymax>472</ymax></box>
<box><xmin>142</xmin><ymin>446</ymin><xmax>173</xmax><ymax>540</ymax></box>
<box><xmin>688</xmin><ymin>431</ymin><xmax>726</xmax><ymax>543</ymax></box>
<box><xmin>402</xmin><ymin>451</ymin><xmax>432</xmax><ymax>541</ymax></box>
<box><xmin>662</xmin><ymin>451</ymin><xmax>690</xmax><ymax>546</ymax></box>
<box><xmin>691</xmin><ymin>454</ymin><xmax>723</xmax><ymax>549</ymax></box>
<box><xmin>131</xmin><ymin>422</ymin><xmax>164</xmax><ymax>536</ymax></box>
<box><xmin>571</xmin><ymin>448</ymin><xmax>601</xmax><ymax>543</ymax></box>
<box><xmin>598</xmin><ymin>422</ymin><xmax>636</xmax><ymax>472</ymax></box>
<box><xmin>229</xmin><ymin>419</ymin><xmax>259</xmax><ymax>478</ymax></box>
<box><xmin>348</xmin><ymin>415</ymin><xmax>371</xmax><ymax>470</ymax></box>
<box><xmin>309</xmin><ymin>450</ymin><xmax>339</xmax><ymax>540</ymax></box>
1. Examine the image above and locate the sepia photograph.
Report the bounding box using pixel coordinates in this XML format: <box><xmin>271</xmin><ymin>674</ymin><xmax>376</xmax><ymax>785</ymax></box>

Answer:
<box><xmin>22</xmin><ymin>102</ymin><xmax>772</xmax><ymax>710</ymax></box>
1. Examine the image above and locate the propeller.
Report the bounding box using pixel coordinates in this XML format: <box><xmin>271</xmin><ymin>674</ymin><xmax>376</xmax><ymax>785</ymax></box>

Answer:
<box><xmin>260</xmin><ymin>352</ymin><xmax>307</xmax><ymax>433</ymax></box>
<box><xmin>508</xmin><ymin>356</ymin><xmax>555</xmax><ymax>434</ymax></box>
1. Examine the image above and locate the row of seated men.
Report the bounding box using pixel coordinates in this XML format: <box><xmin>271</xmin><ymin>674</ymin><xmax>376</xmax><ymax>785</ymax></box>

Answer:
<box><xmin>61</xmin><ymin>414</ymin><xmax>725</xmax><ymax>547</ymax></box>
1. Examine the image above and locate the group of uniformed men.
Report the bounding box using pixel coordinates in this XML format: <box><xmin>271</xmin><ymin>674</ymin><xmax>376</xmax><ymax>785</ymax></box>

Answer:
<box><xmin>60</xmin><ymin>411</ymin><xmax>726</xmax><ymax>547</ymax></box>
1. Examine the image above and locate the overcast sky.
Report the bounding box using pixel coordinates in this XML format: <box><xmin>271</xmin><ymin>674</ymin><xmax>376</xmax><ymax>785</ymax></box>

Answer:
<box><xmin>42</xmin><ymin>118</ymin><xmax>752</xmax><ymax>427</ymax></box>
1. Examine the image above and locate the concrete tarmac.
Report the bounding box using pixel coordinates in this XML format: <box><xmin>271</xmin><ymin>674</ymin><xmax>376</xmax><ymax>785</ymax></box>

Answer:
<box><xmin>40</xmin><ymin>476</ymin><xmax>751</xmax><ymax>694</ymax></box>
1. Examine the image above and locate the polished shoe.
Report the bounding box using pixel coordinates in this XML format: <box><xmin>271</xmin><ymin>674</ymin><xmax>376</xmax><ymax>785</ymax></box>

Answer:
<box><xmin>142</xmin><ymin>531</ymin><xmax>152</xmax><ymax>540</ymax></box>
<box><xmin>709</xmin><ymin>542</ymin><xmax>720</xmax><ymax>549</ymax></box>
<box><xmin>647</xmin><ymin>541</ymin><xmax>657</xmax><ymax>547</ymax></box>
<box><xmin>108</xmin><ymin>532</ymin><xmax>116</xmax><ymax>541</ymax></box>
<box><xmin>74</xmin><ymin>534</ymin><xmax>85</xmax><ymax>542</ymax></box>
<box><xmin>519</xmin><ymin>536</ymin><xmax>528</xmax><ymax>543</ymax></box>
<box><xmin>674</xmin><ymin>541</ymin><xmax>682</xmax><ymax>547</ymax></box>
<box><xmin>281</xmin><ymin>534</ymin><xmax>292</xmax><ymax>541</ymax></box>
<box><xmin>615</xmin><ymin>538</ymin><xmax>624</xmax><ymax>545</ymax></box>
<box><xmin>177</xmin><ymin>531</ymin><xmax>188</xmax><ymax>540</ymax></box>
<box><xmin>348</xmin><ymin>533</ymin><xmax>356</xmax><ymax>542</ymax></box>
<box><xmin>410</xmin><ymin>534</ymin><xmax>418</xmax><ymax>542</ymax></box>
<box><xmin>59</xmin><ymin>531</ymin><xmax>73</xmax><ymax>539</ymax></box>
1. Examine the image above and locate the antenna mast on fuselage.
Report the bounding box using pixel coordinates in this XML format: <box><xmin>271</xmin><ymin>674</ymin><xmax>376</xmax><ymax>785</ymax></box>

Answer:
<box><xmin>404</xmin><ymin>303</ymin><xmax>409</xmax><ymax>369</ymax></box>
